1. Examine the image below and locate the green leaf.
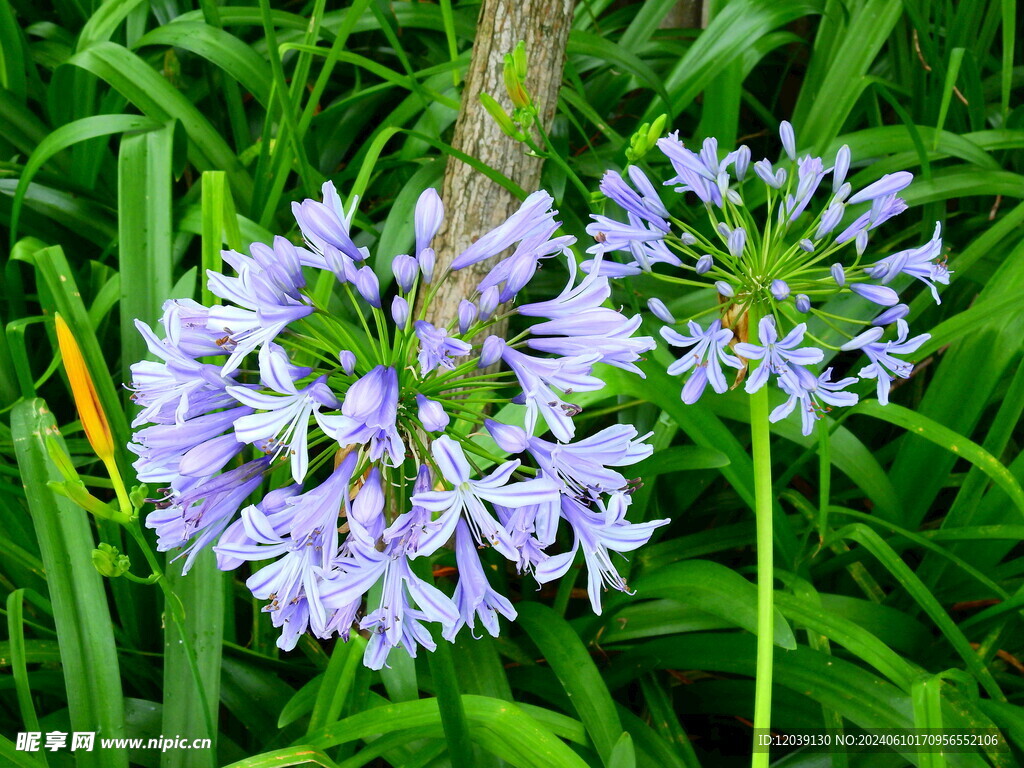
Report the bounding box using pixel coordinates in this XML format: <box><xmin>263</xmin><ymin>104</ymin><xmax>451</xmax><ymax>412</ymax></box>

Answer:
<box><xmin>631</xmin><ymin>560</ymin><xmax>797</xmax><ymax>650</ymax></box>
<box><xmin>65</xmin><ymin>42</ymin><xmax>253</xmax><ymax>206</ymax></box>
<box><xmin>12</xmin><ymin>399</ymin><xmax>128</xmax><ymax>768</ymax></box>
<box><xmin>852</xmin><ymin>401</ymin><xmax>1024</xmax><ymax>521</ymax></box>
<box><xmin>134</xmin><ymin>22</ymin><xmax>272</xmax><ymax>107</ymax></box>
<box><xmin>517</xmin><ymin>602</ymin><xmax>624</xmax><ymax>766</ymax></box>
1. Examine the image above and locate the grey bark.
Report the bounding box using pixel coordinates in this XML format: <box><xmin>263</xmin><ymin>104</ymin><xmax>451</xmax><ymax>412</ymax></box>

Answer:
<box><xmin>424</xmin><ymin>0</ymin><xmax>575</xmax><ymax>327</ymax></box>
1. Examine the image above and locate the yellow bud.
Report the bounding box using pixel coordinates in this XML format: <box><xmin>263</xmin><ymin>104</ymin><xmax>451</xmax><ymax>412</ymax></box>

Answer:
<box><xmin>54</xmin><ymin>313</ymin><xmax>115</xmax><ymax>463</ymax></box>
<box><xmin>502</xmin><ymin>55</ymin><xmax>531</xmax><ymax>110</ymax></box>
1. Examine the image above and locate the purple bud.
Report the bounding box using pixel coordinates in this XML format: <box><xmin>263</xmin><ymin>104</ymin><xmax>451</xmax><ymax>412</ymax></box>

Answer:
<box><xmin>799</xmin><ymin>238</ymin><xmax>815</xmax><ymax>252</ymax></box>
<box><xmin>848</xmin><ymin>172</ymin><xmax>913</xmax><ymax>205</ymax></box>
<box><xmin>415</xmin><ymin>394</ymin><xmax>449</xmax><ymax>432</ymax></box>
<box><xmin>841</xmin><ymin>326</ymin><xmax>884</xmax><ymax>351</ymax></box>
<box><xmin>695</xmin><ymin>254</ymin><xmax>714</xmax><ymax>274</ymax></box>
<box><xmin>479</xmin><ymin>286</ymin><xmax>499</xmax><ymax>320</ymax></box>
<box><xmin>647</xmin><ymin>298</ymin><xmax>675</xmax><ymax>324</ymax></box>
<box><xmin>453</xmin><ymin>300</ymin><xmax>476</xmax><ymax>335</ymax></box>
<box><xmin>754</xmin><ymin>160</ymin><xmax>782</xmax><ymax>188</ymax></box>
<box><xmin>419</xmin><ymin>247</ymin><xmax>436</xmax><ymax>284</ymax></box>
<box><xmin>774</xmin><ymin>168</ymin><xmax>787</xmax><ymax>187</ymax></box>
<box><xmin>855</xmin><ymin>230</ymin><xmax>869</xmax><ymax>256</ymax></box>
<box><xmin>795</xmin><ymin>294</ymin><xmax>811</xmax><ymax>313</ymax></box>
<box><xmin>354</xmin><ymin>266</ymin><xmax>381</xmax><ymax>308</ymax></box>
<box><xmin>872</xmin><ymin>303</ymin><xmax>909</xmax><ymax>325</ymax></box>
<box><xmin>728</xmin><ymin>228</ymin><xmax>746</xmax><ymax>258</ymax></box>
<box><xmin>338</xmin><ymin>350</ymin><xmax>356</xmax><ymax>375</ymax></box>
<box><xmin>816</xmin><ymin>204</ymin><xmax>844</xmax><ymax>239</ymax></box>
<box><xmin>484</xmin><ymin>419</ymin><xmax>528</xmax><ymax>453</ymax></box>
<box><xmin>716</xmin><ymin>222</ymin><xmax>732</xmax><ymax>238</ymax></box>
<box><xmin>851</xmin><ymin>283</ymin><xmax>899</xmax><ymax>306</ymax></box>
<box><xmin>715</xmin><ymin>281</ymin><xmax>735</xmax><ymax>298</ymax></box>
<box><xmin>834</xmin><ymin>182</ymin><xmax>852</xmax><ymax>203</ymax></box>
<box><xmin>392</xmin><ymin>254</ymin><xmax>418</xmax><ymax>293</ymax></box>
<box><xmin>679</xmin><ymin>232</ymin><xmax>697</xmax><ymax>246</ymax></box>
<box><xmin>391</xmin><ymin>295</ymin><xmax>409</xmax><ymax>329</ymax></box>
<box><xmin>414</xmin><ymin>464</ymin><xmax>432</xmax><ymax>494</ymax></box>
<box><xmin>770</xmin><ymin>279</ymin><xmax>790</xmax><ymax>300</ymax></box>
<box><xmin>832</xmin><ymin>145</ymin><xmax>851</xmax><ymax>192</ymax></box>
<box><xmin>831</xmin><ymin>263</ymin><xmax>846</xmax><ymax>286</ymax></box>
<box><xmin>733</xmin><ymin>145</ymin><xmax>751</xmax><ymax>180</ymax></box>
<box><xmin>479</xmin><ymin>335</ymin><xmax>505</xmax><ymax>367</ymax></box>
<box><xmin>779</xmin><ymin>121</ymin><xmax>796</xmax><ymax>161</ymax></box>
<box><xmin>414</xmin><ymin>188</ymin><xmax>444</xmax><ymax>258</ymax></box>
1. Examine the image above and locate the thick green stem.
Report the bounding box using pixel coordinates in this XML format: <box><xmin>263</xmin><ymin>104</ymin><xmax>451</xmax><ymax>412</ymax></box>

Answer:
<box><xmin>748</xmin><ymin>306</ymin><xmax>774</xmax><ymax>768</ymax></box>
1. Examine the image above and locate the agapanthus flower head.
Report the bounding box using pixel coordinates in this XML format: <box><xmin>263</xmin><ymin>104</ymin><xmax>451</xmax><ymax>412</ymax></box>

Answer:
<box><xmin>588</xmin><ymin>119</ymin><xmax>942</xmax><ymax>429</ymax></box>
<box><xmin>129</xmin><ymin>181</ymin><xmax>663</xmax><ymax>668</ymax></box>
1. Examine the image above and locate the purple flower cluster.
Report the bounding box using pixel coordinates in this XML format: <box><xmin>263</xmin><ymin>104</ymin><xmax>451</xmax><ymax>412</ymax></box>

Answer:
<box><xmin>129</xmin><ymin>181</ymin><xmax>665</xmax><ymax>667</ymax></box>
<box><xmin>588</xmin><ymin>122</ymin><xmax>944</xmax><ymax>433</ymax></box>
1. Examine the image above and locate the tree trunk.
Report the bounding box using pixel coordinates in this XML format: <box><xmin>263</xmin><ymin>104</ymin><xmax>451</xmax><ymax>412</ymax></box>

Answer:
<box><xmin>425</xmin><ymin>0</ymin><xmax>575</xmax><ymax>327</ymax></box>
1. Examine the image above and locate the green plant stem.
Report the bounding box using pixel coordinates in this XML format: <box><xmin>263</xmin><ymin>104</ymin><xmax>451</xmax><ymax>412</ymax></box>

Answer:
<box><xmin>748</xmin><ymin>305</ymin><xmax>774</xmax><ymax>768</ymax></box>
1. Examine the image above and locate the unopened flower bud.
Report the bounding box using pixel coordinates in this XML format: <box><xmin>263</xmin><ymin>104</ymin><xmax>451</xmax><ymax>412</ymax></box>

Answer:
<box><xmin>92</xmin><ymin>543</ymin><xmax>130</xmax><ymax>578</ymax></box>
<box><xmin>391</xmin><ymin>295</ymin><xmax>409</xmax><ymax>330</ymax></box>
<box><xmin>392</xmin><ymin>254</ymin><xmax>418</xmax><ymax>292</ymax></box>
<box><xmin>338</xmin><ymin>350</ymin><xmax>356</xmax><ymax>375</ymax></box>
<box><xmin>415</xmin><ymin>395</ymin><xmax>450</xmax><ymax>432</ymax></box>
<box><xmin>872</xmin><ymin>303</ymin><xmax>909</xmax><ymax>325</ymax></box>
<box><xmin>715</xmin><ymin>281</ymin><xmax>735</xmax><ymax>298</ymax></box>
<box><xmin>457</xmin><ymin>300</ymin><xmax>478</xmax><ymax>334</ymax></box>
<box><xmin>770</xmin><ymin>279</ymin><xmax>790</xmax><ymax>300</ymax></box>
<box><xmin>795</xmin><ymin>294</ymin><xmax>811</xmax><ymax>313</ymax></box>
<box><xmin>485</xmin><ymin>419</ymin><xmax>529</xmax><ymax>453</ymax></box>
<box><xmin>479</xmin><ymin>335</ymin><xmax>505</xmax><ymax>367</ymax></box>
<box><xmin>695</xmin><ymin>254</ymin><xmax>713</xmax><ymax>274</ymax></box>
<box><xmin>647</xmin><ymin>298</ymin><xmax>675</xmax><ymax>324</ymax></box>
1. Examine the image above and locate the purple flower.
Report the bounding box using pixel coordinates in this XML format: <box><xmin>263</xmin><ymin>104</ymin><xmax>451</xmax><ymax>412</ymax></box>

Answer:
<box><xmin>146</xmin><ymin>457</ymin><xmax>270</xmax><ymax>574</ymax></box>
<box><xmin>848</xmin><ymin>172</ymin><xmax>913</xmax><ymax>205</ymax></box>
<box><xmin>414</xmin><ymin>320</ymin><xmax>472</xmax><ymax>375</ymax></box>
<box><xmin>754</xmin><ymin>159</ymin><xmax>787</xmax><ymax>189</ymax></box>
<box><xmin>734</xmin><ymin>317</ymin><xmax>824</xmax><ymax>394</ymax></box>
<box><xmin>657</xmin><ymin>133</ymin><xmax>726</xmax><ymax>206</ymax></box>
<box><xmin>228</xmin><ymin>343</ymin><xmax>339</xmax><ymax>483</ymax></box>
<box><xmin>451</xmin><ymin>191</ymin><xmax>557</xmax><ymax>270</ymax></box>
<box><xmin>865</xmin><ymin>223</ymin><xmax>947</xmax><ymax>303</ymax></box>
<box><xmin>695</xmin><ymin>254</ymin><xmax>714</xmax><ymax>274</ymax></box>
<box><xmin>500</xmin><ymin>346</ymin><xmax>604</xmax><ymax>442</ymax></box>
<box><xmin>770</xmin><ymin>368</ymin><xmax>858</xmax><ymax>436</ymax></box>
<box><xmin>795</xmin><ymin>294</ymin><xmax>811</xmax><ymax>313</ymax></box>
<box><xmin>534</xmin><ymin>493</ymin><xmax>669</xmax><ymax>615</ymax></box>
<box><xmin>292</xmin><ymin>181</ymin><xmax>365</xmax><ymax>263</ymax></box>
<box><xmin>521</xmin><ymin>265</ymin><xmax>655</xmax><ymax>375</ymax></box>
<box><xmin>835</xmin><ymin>194</ymin><xmax>908</xmax><ymax>245</ymax></box>
<box><xmin>128</xmin><ymin>406</ymin><xmax>250</xmax><ymax>482</ymax></box>
<box><xmin>842</xmin><ymin>320</ymin><xmax>929</xmax><ymax>405</ymax></box>
<box><xmin>661</xmin><ymin>320</ymin><xmax>743</xmax><ymax>403</ymax></box>
<box><xmin>525</xmin><ymin>424</ymin><xmax>652</xmax><ymax>503</ymax></box>
<box><xmin>322</xmin><ymin>541</ymin><xmax>459</xmax><ymax>670</ymax></box>
<box><xmin>129</xmin><ymin>319</ymin><xmax>236</xmax><ymax>427</ymax></box>
<box><xmin>212</xmin><ymin>455</ymin><xmax>359</xmax><ymax>649</ymax></box>
<box><xmin>411</xmin><ymin>436</ymin><xmax>559</xmax><ymax>559</ymax></box>
<box><xmin>585</xmin><ymin>213</ymin><xmax>679</xmax><ymax>274</ymax></box>
<box><xmin>316</xmin><ymin>365</ymin><xmax>405</xmax><ymax>466</ymax></box>
<box><xmin>771</xmin><ymin>279</ymin><xmax>790</xmax><ymax>301</ymax></box>
<box><xmin>444</xmin><ymin>520</ymin><xmax>517</xmax><ymax>640</ymax></box>
<box><xmin>599</xmin><ymin>169</ymin><xmax>670</xmax><ymax>229</ymax></box>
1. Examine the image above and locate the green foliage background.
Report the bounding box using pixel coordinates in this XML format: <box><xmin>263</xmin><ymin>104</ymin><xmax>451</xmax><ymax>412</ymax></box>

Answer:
<box><xmin>0</xmin><ymin>0</ymin><xmax>1023</xmax><ymax>766</ymax></box>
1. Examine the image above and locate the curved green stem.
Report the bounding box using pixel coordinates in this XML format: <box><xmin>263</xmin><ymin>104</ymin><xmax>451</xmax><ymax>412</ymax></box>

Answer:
<box><xmin>748</xmin><ymin>304</ymin><xmax>774</xmax><ymax>768</ymax></box>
